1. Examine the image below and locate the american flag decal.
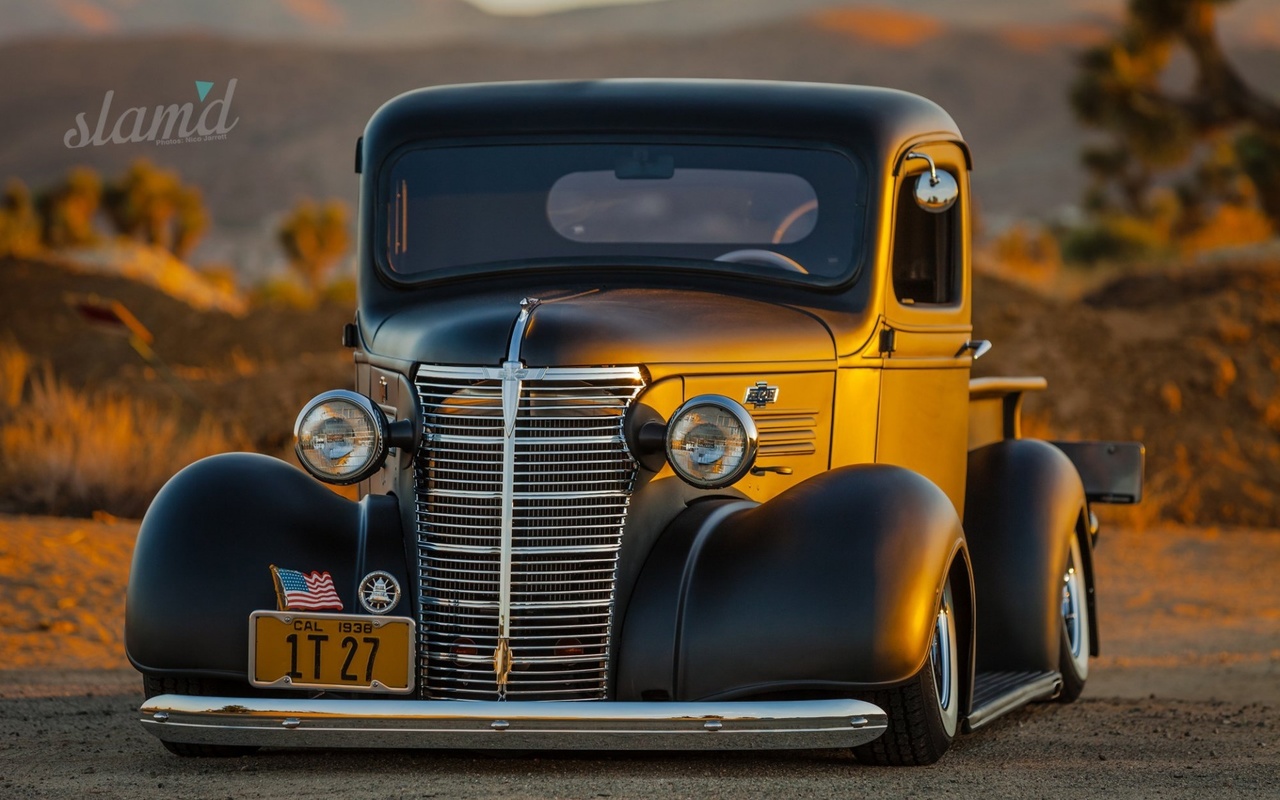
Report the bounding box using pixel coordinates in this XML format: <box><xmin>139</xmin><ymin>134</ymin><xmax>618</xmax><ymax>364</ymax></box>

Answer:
<box><xmin>270</xmin><ymin>565</ymin><xmax>343</xmax><ymax>611</ymax></box>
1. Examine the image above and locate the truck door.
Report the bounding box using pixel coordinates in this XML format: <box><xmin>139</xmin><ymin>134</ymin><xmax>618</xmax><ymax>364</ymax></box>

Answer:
<box><xmin>876</xmin><ymin>144</ymin><xmax>972</xmax><ymax>516</ymax></box>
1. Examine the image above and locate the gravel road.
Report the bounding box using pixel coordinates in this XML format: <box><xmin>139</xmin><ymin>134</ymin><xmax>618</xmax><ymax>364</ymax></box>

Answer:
<box><xmin>1</xmin><ymin>516</ymin><xmax>1277</xmax><ymax>798</ymax></box>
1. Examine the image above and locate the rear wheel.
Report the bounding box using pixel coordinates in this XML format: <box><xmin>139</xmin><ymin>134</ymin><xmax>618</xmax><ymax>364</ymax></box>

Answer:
<box><xmin>1056</xmin><ymin>533</ymin><xmax>1091</xmax><ymax>703</ymax></box>
<box><xmin>143</xmin><ymin>676</ymin><xmax>261</xmax><ymax>757</ymax></box>
<box><xmin>853</xmin><ymin>579</ymin><xmax>959</xmax><ymax>766</ymax></box>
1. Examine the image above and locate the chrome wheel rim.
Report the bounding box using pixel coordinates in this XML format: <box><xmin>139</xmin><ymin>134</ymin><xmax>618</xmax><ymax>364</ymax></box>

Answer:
<box><xmin>1062</xmin><ymin>536</ymin><xmax>1090</xmax><ymax>677</ymax></box>
<box><xmin>931</xmin><ymin>581</ymin><xmax>959</xmax><ymax>736</ymax></box>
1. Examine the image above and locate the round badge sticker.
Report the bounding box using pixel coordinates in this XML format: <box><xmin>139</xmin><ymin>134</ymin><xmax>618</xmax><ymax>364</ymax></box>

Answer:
<box><xmin>358</xmin><ymin>570</ymin><xmax>401</xmax><ymax>614</ymax></box>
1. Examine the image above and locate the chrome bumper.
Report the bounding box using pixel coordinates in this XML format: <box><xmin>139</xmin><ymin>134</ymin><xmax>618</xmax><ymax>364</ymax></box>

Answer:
<box><xmin>140</xmin><ymin>696</ymin><xmax>887</xmax><ymax>751</ymax></box>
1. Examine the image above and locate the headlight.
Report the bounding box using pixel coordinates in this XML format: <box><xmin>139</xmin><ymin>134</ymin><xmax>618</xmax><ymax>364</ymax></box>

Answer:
<box><xmin>665</xmin><ymin>395</ymin><xmax>758</xmax><ymax>489</ymax></box>
<box><xmin>294</xmin><ymin>390</ymin><xmax>389</xmax><ymax>484</ymax></box>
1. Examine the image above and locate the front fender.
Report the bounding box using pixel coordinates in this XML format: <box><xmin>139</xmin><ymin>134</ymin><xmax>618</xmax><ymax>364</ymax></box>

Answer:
<box><xmin>616</xmin><ymin>464</ymin><xmax>968</xmax><ymax>702</ymax></box>
<box><xmin>125</xmin><ymin>453</ymin><xmax>406</xmax><ymax>679</ymax></box>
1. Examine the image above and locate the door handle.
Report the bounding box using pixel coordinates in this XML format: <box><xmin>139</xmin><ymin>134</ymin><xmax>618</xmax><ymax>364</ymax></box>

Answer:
<box><xmin>956</xmin><ymin>339</ymin><xmax>992</xmax><ymax>360</ymax></box>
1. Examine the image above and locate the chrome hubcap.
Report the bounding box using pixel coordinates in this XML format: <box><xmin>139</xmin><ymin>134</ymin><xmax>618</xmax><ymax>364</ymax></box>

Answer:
<box><xmin>932</xmin><ymin>600</ymin><xmax>952</xmax><ymax>713</ymax></box>
<box><xmin>1060</xmin><ymin>535</ymin><xmax>1090</xmax><ymax>680</ymax></box>
<box><xmin>1062</xmin><ymin>553</ymin><xmax>1083</xmax><ymax>660</ymax></box>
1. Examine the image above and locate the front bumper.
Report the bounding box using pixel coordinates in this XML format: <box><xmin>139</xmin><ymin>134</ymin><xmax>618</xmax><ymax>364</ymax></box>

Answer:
<box><xmin>140</xmin><ymin>696</ymin><xmax>887</xmax><ymax>751</ymax></box>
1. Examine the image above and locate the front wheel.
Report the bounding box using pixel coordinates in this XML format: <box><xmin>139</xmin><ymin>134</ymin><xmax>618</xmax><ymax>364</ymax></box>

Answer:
<box><xmin>853</xmin><ymin>579</ymin><xmax>959</xmax><ymax>766</ymax></box>
<box><xmin>1056</xmin><ymin>533</ymin><xmax>1091</xmax><ymax>702</ymax></box>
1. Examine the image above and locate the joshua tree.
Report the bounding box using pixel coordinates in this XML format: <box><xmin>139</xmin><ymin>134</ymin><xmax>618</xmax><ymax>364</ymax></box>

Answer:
<box><xmin>277</xmin><ymin>198</ymin><xmax>350</xmax><ymax>291</ymax></box>
<box><xmin>103</xmin><ymin>159</ymin><xmax>210</xmax><ymax>258</ymax></box>
<box><xmin>1070</xmin><ymin>0</ymin><xmax>1280</xmax><ymax>235</ymax></box>
<box><xmin>38</xmin><ymin>167</ymin><xmax>102</xmax><ymax>248</ymax></box>
<box><xmin>173</xmin><ymin>185</ymin><xmax>209</xmax><ymax>260</ymax></box>
<box><xmin>0</xmin><ymin>179</ymin><xmax>42</xmax><ymax>257</ymax></box>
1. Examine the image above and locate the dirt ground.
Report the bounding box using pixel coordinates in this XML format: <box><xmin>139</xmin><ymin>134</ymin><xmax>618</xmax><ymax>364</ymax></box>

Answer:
<box><xmin>0</xmin><ymin>514</ymin><xmax>1276</xmax><ymax>797</ymax></box>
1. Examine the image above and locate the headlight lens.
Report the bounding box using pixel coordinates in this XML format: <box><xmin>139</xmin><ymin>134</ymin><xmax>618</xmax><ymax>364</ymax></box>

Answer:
<box><xmin>294</xmin><ymin>390</ymin><xmax>388</xmax><ymax>484</ymax></box>
<box><xmin>665</xmin><ymin>395</ymin><xmax>758</xmax><ymax>488</ymax></box>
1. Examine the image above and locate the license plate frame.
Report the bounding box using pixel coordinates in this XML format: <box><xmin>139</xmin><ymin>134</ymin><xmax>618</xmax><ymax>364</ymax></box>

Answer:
<box><xmin>249</xmin><ymin>611</ymin><xmax>415</xmax><ymax>693</ymax></box>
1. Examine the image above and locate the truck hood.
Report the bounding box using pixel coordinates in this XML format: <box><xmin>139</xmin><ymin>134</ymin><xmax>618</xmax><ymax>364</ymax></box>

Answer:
<box><xmin>366</xmin><ymin>288</ymin><xmax>836</xmax><ymax>367</ymax></box>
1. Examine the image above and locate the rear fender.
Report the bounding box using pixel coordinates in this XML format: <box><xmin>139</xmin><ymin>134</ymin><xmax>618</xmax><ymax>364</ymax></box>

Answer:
<box><xmin>963</xmin><ymin>439</ymin><xmax>1087</xmax><ymax>672</ymax></box>
<box><xmin>616</xmin><ymin>464</ymin><xmax>969</xmax><ymax>703</ymax></box>
<box><xmin>125</xmin><ymin>453</ymin><xmax>406</xmax><ymax>679</ymax></box>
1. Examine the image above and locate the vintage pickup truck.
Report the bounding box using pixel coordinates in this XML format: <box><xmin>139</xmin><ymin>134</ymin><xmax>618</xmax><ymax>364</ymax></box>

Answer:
<box><xmin>127</xmin><ymin>80</ymin><xmax>1143</xmax><ymax>765</ymax></box>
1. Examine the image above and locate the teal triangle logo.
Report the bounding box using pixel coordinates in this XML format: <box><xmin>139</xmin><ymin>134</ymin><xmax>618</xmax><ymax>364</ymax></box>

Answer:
<box><xmin>195</xmin><ymin>81</ymin><xmax>214</xmax><ymax>102</ymax></box>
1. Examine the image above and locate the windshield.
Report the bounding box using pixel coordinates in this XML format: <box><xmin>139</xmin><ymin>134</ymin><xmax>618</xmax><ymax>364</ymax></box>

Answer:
<box><xmin>382</xmin><ymin>142</ymin><xmax>863</xmax><ymax>281</ymax></box>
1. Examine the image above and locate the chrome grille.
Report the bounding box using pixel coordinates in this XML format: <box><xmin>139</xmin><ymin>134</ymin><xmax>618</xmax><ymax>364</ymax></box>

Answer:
<box><xmin>415</xmin><ymin>365</ymin><xmax>644</xmax><ymax>701</ymax></box>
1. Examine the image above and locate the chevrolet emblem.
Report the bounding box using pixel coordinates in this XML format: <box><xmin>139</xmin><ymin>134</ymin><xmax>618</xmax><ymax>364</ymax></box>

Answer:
<box><xmin>744</xmin><ymin>382</ymin><xmax>779</xmax><ymax>409</ymax></box>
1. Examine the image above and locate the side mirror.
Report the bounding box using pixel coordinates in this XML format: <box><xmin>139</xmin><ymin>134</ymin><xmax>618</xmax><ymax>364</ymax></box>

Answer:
<box><xmin>905</xmin><ymin>152</ymin><xmax>958</xmax><ymax>214</ymax></box>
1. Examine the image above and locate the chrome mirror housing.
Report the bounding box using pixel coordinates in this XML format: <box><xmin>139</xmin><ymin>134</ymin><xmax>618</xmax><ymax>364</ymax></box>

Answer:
<box><xmin>906</xmin><ymin>151</ymin><xmax>958</xmax><ymax>214</ymax></box>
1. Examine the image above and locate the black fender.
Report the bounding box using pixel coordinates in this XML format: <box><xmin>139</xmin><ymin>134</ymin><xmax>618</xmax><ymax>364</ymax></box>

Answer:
<box><xmin>963</xmin><ymin>439</ymin><xmax>1089</xmax><ymax>673</ymax></box>
<box><xmin>615</xmin><ymin>464</ymin><xmax>972</xmax><ymax>704</ymax></box>
<box><xmin>125</xmin><ymin>453</ymin><xmax>407</xmax><ymax>679</ymax></box>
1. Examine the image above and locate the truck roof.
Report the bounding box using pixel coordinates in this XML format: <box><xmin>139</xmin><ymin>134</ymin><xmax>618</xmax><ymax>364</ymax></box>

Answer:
<box><xmin>360</xmin><ymin>79</ymin><xmax>967</xmax><ymax>174</ymax></box>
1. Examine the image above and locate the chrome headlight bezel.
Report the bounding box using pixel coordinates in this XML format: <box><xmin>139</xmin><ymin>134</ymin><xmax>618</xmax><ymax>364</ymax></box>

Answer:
<box><xmin>664</xmin><ymin>394</ymin><xmax>759</xmax><ymax>489</ymax></box>
<box><xmin>293</xmin><ymin>390</ymin><xmax>389</xmax><ymax>485</ymax></box>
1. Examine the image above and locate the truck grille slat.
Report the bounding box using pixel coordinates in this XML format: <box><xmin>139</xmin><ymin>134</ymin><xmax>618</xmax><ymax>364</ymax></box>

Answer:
<box><xmin>415</xmin><ymin>364</ymin><xmax>644</xmax><ymax>701</ymax></box>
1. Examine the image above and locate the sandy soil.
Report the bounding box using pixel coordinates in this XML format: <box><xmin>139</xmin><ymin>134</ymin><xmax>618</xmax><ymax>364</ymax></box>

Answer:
<box><xmin>0</xmin><ymin>514</ymin><xmax>1276</xmax><ymax>796</ymax></box>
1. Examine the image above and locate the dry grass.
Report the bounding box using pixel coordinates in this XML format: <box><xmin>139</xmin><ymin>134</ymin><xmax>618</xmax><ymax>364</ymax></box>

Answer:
<box><xmin>1179</xmin><ymin>204</ymin><xmax>1273</xmax><ymax>256</ymax></box>
<box><xmin>0</xmin><ymin>337</ymin><xmax>32</xmax><ymax>409</ymax></box>
<box><xmin>0</xmin><ymin>365</ymin><xmax>246</xmax><ymax>518</ymax></box>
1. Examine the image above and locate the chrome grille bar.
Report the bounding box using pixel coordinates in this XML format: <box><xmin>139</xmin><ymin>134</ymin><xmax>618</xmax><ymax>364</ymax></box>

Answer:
<box><xmin>415</xmin><ymin>362</ymin><xmax>644</xmax><ymax>701</ymax></box>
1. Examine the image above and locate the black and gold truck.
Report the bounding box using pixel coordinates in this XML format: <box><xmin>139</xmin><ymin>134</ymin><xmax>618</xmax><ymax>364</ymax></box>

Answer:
<box><xmin>127</xmin><ymin>80</ymin><xmax>1144</xmax><ymax>765</ymax></box>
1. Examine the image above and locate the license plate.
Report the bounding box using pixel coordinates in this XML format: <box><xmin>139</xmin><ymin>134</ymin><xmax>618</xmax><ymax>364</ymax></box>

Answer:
<box><xmin>249</xmin><ymin>611</ymin><xmax>415</xmax><ymax>693</ymax></box>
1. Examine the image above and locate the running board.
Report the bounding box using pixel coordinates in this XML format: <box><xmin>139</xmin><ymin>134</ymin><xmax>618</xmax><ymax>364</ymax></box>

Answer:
<box><xmin>965</xmin><ymin>670</ymin><xmax>1062</xmax><ymax>732</ymax></box>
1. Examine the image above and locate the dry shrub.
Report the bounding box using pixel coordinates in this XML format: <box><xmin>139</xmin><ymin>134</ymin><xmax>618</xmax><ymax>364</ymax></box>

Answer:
<box><xmin>321</xmin><ymin>276</ymin><xmax>357</xmax><ymax>305</ymax></box>
<box><xmin>1215</xmin><ymin>318</ymin><xmax>1253</xmax><ymax>345</ymax></box>
<box><xmin>988</xmin><ymin>223</ymin><xmax>1062</xmax><ymax>287</ymax></box>
<box><xmin>200</xmin><ymin>261</ymin><xmax>241</xmax><ymax>297</ymax></box>
<box><xmin>251</xmin><ymin>275</ymin><xmax>318</xmax><ymax>311</ymax></box>
<box><xmin>1262</xmin><ymin>392</ymin><xmax>1280</xmax><ymax>431</ymax></box>
<box><xmin>0</xmin><ymin>369</ymin><xmax>246</xmax><ymax>518</ymax></box>
<box><xmin>1179</xmin><ymin>204</ymin><xmax>1272</xmax><ymax>256</ymax></box>
<box><xmin>1211</xmin><ymin>354</ymin><xmax>1238</xmax><ymax>398</ymax></box>
<box><xmin>229</xmin><ymin>346</ymin><xmax>258</xmax><ymax>377</ymax></box>
<box><xmin>0</xmin><ymin>337</ymin><xmax>32</xmax><ymax>409</ymax></box>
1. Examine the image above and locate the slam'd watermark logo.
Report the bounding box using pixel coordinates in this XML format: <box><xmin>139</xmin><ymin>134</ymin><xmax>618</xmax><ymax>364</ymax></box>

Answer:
<box><xmin>64</xmin><ymin>79</ymin><xmax>239</xmax><ymax>148</ymax></box>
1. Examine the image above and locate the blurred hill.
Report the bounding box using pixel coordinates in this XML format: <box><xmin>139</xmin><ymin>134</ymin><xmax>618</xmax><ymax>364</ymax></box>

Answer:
<box><xmin>1</xmin><ymin>0</ymin><xmax>1277</xmax><ymax>48</ymax></box>
<box><xmin>1</xmin><ymin>5</ymin><xmax>1276</xmax><ymax>277</ymax></box>
<box><xmin>0</xmin><ymin>256</ymin><xmax>351</xmax><ymax>456</ymax></box>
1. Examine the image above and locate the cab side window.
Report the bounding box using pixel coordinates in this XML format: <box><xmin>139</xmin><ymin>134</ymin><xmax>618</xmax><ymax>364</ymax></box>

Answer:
<box><xmin>892</xmin><ymin>177</ymin><xmax>958</xmax><ymax>305</ymax></box>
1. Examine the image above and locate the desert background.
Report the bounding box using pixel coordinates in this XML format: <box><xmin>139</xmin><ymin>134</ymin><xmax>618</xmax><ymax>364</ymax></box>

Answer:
<box><xmin>0</xmin><ymin>0</ymin><xmax>1277</xmax><ymax>795</ymax></box>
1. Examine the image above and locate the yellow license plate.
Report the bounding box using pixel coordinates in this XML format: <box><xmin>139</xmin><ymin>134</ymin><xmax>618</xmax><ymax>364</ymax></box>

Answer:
<box><xmin>249</xmin><ymin>611</ymin><xmax>415</xmax><ymax>693</ymax></box>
